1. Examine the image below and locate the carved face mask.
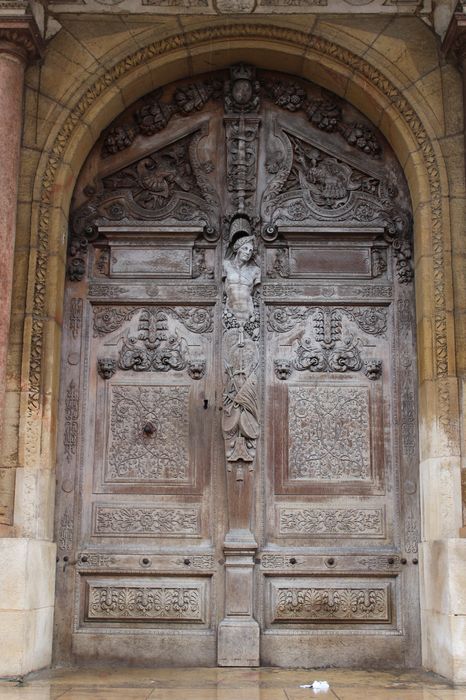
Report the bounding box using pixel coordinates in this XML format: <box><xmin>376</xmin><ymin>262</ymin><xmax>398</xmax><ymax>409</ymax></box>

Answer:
<box><xmin>237</xmin><ymin>242</ymin><xmax>254</xmax><ymax>262</ymax></box>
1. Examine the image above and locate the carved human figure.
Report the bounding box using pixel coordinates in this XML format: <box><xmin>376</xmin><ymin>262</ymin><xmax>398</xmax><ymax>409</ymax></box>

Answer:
<box><xmin>222</xmin><ymin>236</ymin><xmax>261</xmax><ymax>325</ymax></box>
<box><xmin>222</xmin><ymin>233</ymin><xmax>261</xmax><ymax>476</ymax></box>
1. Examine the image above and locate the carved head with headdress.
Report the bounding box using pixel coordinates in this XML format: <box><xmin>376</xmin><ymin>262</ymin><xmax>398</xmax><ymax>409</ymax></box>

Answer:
<box><xmin>228</xmin><ymin>213</ymin><xmax>256</xmax><ymax>261</ymax></box>
<box><xmin>233</xmin><ymin>235</ymin><xmax>255</xmax><ymax>253</ymax></box>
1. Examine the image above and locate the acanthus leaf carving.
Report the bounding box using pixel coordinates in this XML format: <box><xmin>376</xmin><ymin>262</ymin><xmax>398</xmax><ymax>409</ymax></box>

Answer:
<box><xmin>88</xmin><ymin>584</ymin><xmax>202</xmax><ymax>620</ymax></box>
<box><xmin>273</xmin><ymin>585</ymin><xmax>389</xmax><ymax>621</ymax></box>
<box><xmin>269</xmin><ymin>307</ymin><xmax>385</xmax><ymax>379</ymax></box>
<box><xmin>93</xmin><ymin>305</ymin><xmax>214</xmax><ymax>337</ymax></box>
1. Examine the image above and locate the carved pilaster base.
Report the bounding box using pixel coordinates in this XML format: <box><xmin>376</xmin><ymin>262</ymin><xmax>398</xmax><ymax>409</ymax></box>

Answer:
<box><xmin>218</xmin><ymin>617</ymin><xmax>260</xmax><ymax>667</ymax></box>
<box><xmin>218</xmin><ymin>535</ymin><xmax>259</xmax><ymax>666</ymax></box>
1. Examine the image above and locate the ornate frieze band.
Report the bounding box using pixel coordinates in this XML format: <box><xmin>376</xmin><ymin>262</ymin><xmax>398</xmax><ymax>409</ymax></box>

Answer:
<box><xmin>271</xmin><ymin>583</ymin><xmax>390</xmax><ymax>622</ymax></box>
<box><xmin>26</xmin><ymin>23</ymin><xmax>452</xmax><ymax>460</ymax></box>
<box><xmin>87</xmin><ymin>583</ymin><xmax>204</xmax><ymax>621</ymax></box>
<box><xmin>93</xmin><ymin>504</ymin><xmax>200</xmax><ymax>536</ymax></box>
<box><xmin>278</xmin><ymin>506</ymin><xmax>385</xmax><ymax>537</ymax></box>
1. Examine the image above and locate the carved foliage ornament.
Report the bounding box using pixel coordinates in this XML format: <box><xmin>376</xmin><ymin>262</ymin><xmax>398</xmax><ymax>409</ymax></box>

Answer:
<box><xmin>100</xmin><ymin>66</ymin><xmax>380</xmax><ymax>159</ymax></box>
<box><xmin>273</xmin><ymin>586</ymin><xmax>389</xmax><ymax>621</ymax></box>
<box><xmin>93</xmin><ymin>305</ymin><xmax>213</xmax><ymax>335</ymax></box>
<box><xmin>106</xmin><ymin>385</ymin><xmax>190</xmax><ymax>482</ymax></box>
<box><xmin>279</xmin><ymin>507</ymin><xmax>384</xmax><ymax>536</ymax></box>
<box><xmin>95</xmin><ymin>307</ymin><xmax>208</xmax><ymax>379</ymax></box>
<box><xmin>94</xmin><ymin>505</ymin><xmax>199</xmax><ymax>535</ymax></box>
<box><xmin>271</xmin><ymin>307</ymin><xmax>383</xmax><ymax>380</ymax></box>
<box><xmin>288</xmin><ymin>385</ymin><xmax>371</xmax><ymax>481</ymax></box>
<box><xmin>88</xmin><ymin>585</ymin><xmax>202</xmax><ymax>620</ymax></box>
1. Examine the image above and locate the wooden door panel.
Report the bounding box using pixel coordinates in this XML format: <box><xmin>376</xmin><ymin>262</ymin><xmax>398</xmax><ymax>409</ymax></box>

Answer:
<box><xmin>55</xmin><ymin>66</ymin><xmax>420</xmax><ymax>667</ymax></box>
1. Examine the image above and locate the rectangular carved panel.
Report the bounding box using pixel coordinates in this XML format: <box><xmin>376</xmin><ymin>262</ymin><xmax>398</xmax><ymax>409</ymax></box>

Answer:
<box><xmin>110</xmin><ymin>246</ymin><xmax>192</xmax><ymax>278</ymax></box>
<box><xmin>85</xmin><ymin>577</ymin><xmax>207</xmax><ymax>623</ymax></box>
<box><xmin>278</xmin><ymin>506</ymin><xmax>385</xmax><ymax>537</ymax></box>
<box><xmin>289</xmin><ymin>246</ymin><xmax>372</xmax><ymax>278</ymax></box>
<box><xmin>288</xmin><ymin>385</ymin><xmax>371</xmax><ymax>482</ymax></box>
<box><xmin>93</xmin><ymin>504</ymin><xmax>200</xmax><ymax>537</ymax></box>
<box><xmin>104</xmin><ymin>385</ymin><xmax>190</xmax><ymax>484</ymax></box>
<box><xmin>268</xmin><ymin>578</ymin><xmax>391</xmax><ymax>624</ymax></box>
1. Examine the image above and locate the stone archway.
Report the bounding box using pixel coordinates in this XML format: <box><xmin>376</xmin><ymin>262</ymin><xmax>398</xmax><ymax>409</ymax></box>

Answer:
<box><xmin>8</xmin><ymin>22</ymin><xmax>462</xmax><ymax>677</ymax></box>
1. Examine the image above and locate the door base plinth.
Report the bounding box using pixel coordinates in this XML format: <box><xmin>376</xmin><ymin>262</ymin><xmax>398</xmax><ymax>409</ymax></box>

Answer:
<box><xmin>217</xmin><ymin>617</ymin><xmax>260</xmax><ymax>667</ymax></box>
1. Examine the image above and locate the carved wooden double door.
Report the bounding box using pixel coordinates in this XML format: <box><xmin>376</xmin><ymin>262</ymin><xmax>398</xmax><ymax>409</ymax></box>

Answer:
<box><xmin>54</xmin><ymin>66</ymin><xmax>421</xmax><ymax>667</ymax></box>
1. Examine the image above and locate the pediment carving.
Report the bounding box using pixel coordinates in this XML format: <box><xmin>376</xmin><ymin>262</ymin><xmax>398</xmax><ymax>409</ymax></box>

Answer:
<box><xmin>68</xmin><ymin>65</ymin><xmax>413</xmax><ymax>285</ymax></box>
<box><xmin>261</xmin><ymin>127</ymin><xmax>413</xmax><ymax>283</ymax></box>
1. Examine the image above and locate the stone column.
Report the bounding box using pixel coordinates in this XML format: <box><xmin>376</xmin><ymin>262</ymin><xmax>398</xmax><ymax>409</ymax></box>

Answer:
<box><xmin>0</xmin><ymin>10</ymin><xmax>43</xmax><ymax>530</ymax></box>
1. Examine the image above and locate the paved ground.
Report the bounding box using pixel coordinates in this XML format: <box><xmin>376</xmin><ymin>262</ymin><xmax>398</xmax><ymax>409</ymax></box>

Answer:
<box><xmin>0</xmin><ymin>668</ymin><xmax>465</xmax><ymax>699</ymax></box>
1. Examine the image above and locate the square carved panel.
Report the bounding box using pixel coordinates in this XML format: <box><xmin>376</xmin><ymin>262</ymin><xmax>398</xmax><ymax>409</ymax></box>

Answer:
<box><xmin>288</xmin><ymin>384</ymin><xmax>371</xmax><ymax>482</ymax></box>
<box><xmin>105</xmin><ymin>384</ymin><xmax>190</xmax><ymax>484</ymax></box>
<box><xmin>271</xmin><ymin>381</ymin><xmax>384</xmax><ymax>496</ymax></box>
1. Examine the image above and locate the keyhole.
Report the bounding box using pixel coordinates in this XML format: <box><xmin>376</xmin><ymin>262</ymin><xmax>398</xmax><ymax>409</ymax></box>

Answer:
<box><xmin>143</xmin><ymin>422</ymin><xmax>156</xmax><ymax>436</ymax></box>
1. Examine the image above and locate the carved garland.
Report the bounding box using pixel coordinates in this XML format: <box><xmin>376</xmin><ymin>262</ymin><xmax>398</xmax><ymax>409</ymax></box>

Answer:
<box><xmin>25</xmin><ymin>25</ymin><xmax>451</xmax><ymax>458</ymax></box>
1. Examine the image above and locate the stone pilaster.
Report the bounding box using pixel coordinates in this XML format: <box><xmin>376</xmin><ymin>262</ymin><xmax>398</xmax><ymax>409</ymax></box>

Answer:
<box><xmin>0</xmin><ymin>6</ymin><xmax>43</xmax><ymax>531</ymax></box>
<box><xmin>0</xmin><ymin>5</ymin><xmax>52</xmax><ymax>681</ymax></box>
<box><xmin>442</xmin><ymin>2</ymin><xmax>466</xmax><ymax>537</ymax></box>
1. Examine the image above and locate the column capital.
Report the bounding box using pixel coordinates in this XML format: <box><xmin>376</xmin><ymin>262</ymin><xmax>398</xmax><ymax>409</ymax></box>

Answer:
<box><xmin>0</xmin><ymin>3</ymin><xmax>45</xmax><ymax>64</ymax></box>
<box><xmin>443</xmin><ymin>9</ymin><xmax>466</xmax><ymax>65</ymax></box>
